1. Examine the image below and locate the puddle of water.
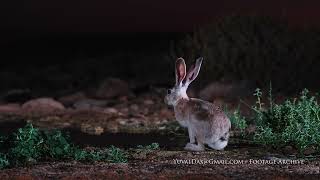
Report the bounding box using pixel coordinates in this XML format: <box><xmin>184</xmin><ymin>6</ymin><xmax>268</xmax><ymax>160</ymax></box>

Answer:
<box><xmin>64</xmin><ymin>128</ymin><xmax>188</xmax><ymax>150</ymax></box>
<box><xmin>0</xmin><ymin>121</ymin><xmax>27</xmax><ymax>136</ymax></box>
<box><xmin>0</xmin><ymin>122</ymin><xmax>188</xmax><ymax>150</ymax></box>
<box><xmin>0</xmin><ymin>122</ymin><xmax>256</xmax><ymax>151</ymax></box>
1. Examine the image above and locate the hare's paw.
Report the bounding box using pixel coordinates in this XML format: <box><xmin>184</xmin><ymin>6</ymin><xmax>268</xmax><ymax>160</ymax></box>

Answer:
<box><xmin>184</xmin><ymin>143</ymin><xmax>205</xmax><ymax>151</ymax></box>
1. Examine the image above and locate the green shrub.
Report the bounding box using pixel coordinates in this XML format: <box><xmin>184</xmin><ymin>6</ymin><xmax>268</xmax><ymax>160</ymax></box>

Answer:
<box><xmin>74</xmin><ymin>148</ymin><xmax>107</xmax><ymax>162</ymax></box>
<box><xmin>0</xmin><ymin>153</ymin><xmax>9</xmax><ymax>169</ymax></box>
<box><xmin>137</xmin><ymin>143</ymin><xmax>160</xmax><ymax>151</ymax></box>
<box><xmin>9</xmin><ymin>124</ymin><xmax>44</xmax><ymax>164</ymax></box>
<box><xmin>0</xmin><ymin>123</ymin><xmax>128</xmax><ymax>169</ymax></box>
<box><xmin>227</xmin><ymin>107</ymin><xmax>247</xmax><ymax>134</ymax></box>
<box><xmin>107</xmin><ymin>146</ymin><xmax>128</xmax><ymax>163</ymax></box>
<box><xmin>73</xmin><ymin>146</ymin><xmax>128</xmax><ymax>163</ymax></box>
<box><xmin>43</xmin><ymin>130</ymin><xmax>74</xmax><ymax>159</ymax></box>
<box><xmin>240</xmin><ymin>88</ymin><xmax>320</xmax><ymax>153</ymax></box>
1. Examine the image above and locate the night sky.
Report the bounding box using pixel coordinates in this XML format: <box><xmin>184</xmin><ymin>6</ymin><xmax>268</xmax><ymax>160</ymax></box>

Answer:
<box><xmin>1</xmin><ymin>0</ymin><xmax>320</xmax><ymax>64</ymax></box>
<box><xmin>1</xmin><ymin>0</ymin><xmax>320</xmax><ymax>34</ymax></box>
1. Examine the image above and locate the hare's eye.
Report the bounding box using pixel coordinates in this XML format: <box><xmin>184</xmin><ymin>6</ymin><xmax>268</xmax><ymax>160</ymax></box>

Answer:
<box><xmin>167</xmin><ymin>89</ymin><xmax>172</xmax><ymax>94</ymax></box>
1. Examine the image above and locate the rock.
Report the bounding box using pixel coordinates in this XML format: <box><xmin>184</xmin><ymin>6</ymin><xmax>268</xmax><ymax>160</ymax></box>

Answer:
<box><xmin>159</xmin><ymin>108</ymin><xmax>173</xmax><ymax>118</ymax></box>
<box><xmin>103</xmin><ymin>107</ymin><xmax>118</xmax><ymax>114</ymax></box>
<box><xmin>199</xmin><ymin>82</ymin><xmax>232</xmax><ymax>101</ymax></box>
<box><xmin>282</xmin><ymin>145</ymin><xmax>299</xmax><ymax>155</ymax></box>
<box><xmin>141</xmin><ymin>107</ymin><xmax>149</xmax><ymax>115</ymax></box>
<box><xmin>143</xmin><ymin>99</ymin><xmax>154</xmax><ymax>105</ymax></box>
<box><xmin>199</xmin><ymin>80</ymin><xmax>253</xmax><ymax>101</ymax></box>
<box><xmin>130</xmin><ymin>104</ymin><xmax>139</xmax><ymax>112</ymax></box>
<box><xmin>0</xmin><ymin>103</ymin><xmax>21</xmax><ymax>113</ymax></box>
<box><xmin>37</xmin><ymin>116</ymin><xmax>71</xmax><ymax>129</ymax></box>
<box><xmin>303</xmin><ymin>146</ymin><xmax>317</xmax><ymax>155</ymax></box>
<box><xmin>119</xmin><ymin>107</ymin><xmax>129</xmax><ymax>115</ymax></box>
<box><xmin>58</xmin><ymin>92</ymin><xmax>87</xmax><ymax>106</ymax></box>
<box><xmin>22</xmin><ymin>98</ymin><xmax>65</xmax><ymax>112</ymax></box>
<box><xmin>118</xmin><ymin>96</ymin><xmax>129</xmax><ymax>102</ymax></box>
<box><xmin>81</xmin><ymin>123</ymin><xmax>104</xmax><ymax>135</ymax></box>
<box><xmin>73</xmin><ymin>98</ymin><xmax>108</xmax><ymax>110</ymax></box>
<box><xmin>95</xmin><ymin>78</ymin><xmax>130</xmax><ymax>99</ymax></box>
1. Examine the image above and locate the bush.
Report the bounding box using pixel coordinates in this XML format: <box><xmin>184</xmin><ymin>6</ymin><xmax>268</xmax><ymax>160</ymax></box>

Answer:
<box><xmin>0</xmin><ymin>123</ymin><xmax>128</xmax><ymax>168</ymax></box>
<box><xmin>9</xmin><ymin>124</ymin><xmax>44</xmax><ymax>165</ymax></box>
<box><xmin>107</xmin><ymin>146</ymin><xmax>128</xmax><ymax>163</ymax></box>
<box><xmin>171</xmin><ymin>15</ymin><xmax>320</xmax><ymax>92</ymax></box>
<box><xmin>43</xmin><ymin>130</ymin><xmax>74</xmax><ymax>159</ymax></box>
<box><xmin>240</xmin><ymin>88</ymin><xmax>320</xmax><ymax>153</ymax></box>
<box><xmin>137</xmin><ymin>143</ymin><xmax>160</xmax><ymax>151</ymax></box>
<box><xmin>254</xmin><ymin>89</ymin><xmax>320</xmax><ymax>152</ymax></box>
<box><xmin>73</xmin><ymin>148</ymin><xmax>105</xmax><ymax>162</ymax></box>
<box><xmin>227</xmin><ymin>107</ymin><xmax>247</xmax><ymax>134</ymax></box>
<box><xmin>0</xmin><ymin>153</ymin><xmax>9</xmax><ymax>169</ymax></box>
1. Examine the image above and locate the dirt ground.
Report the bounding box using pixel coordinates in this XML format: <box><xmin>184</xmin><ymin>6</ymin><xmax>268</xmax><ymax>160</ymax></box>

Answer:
<box><xmin>0</xmin><ymin>86</ymin><xmax>320</xmax><ymax>179</ymax></box>
<box><xmin>0</xmin><ymin>146</ymin><xmax>319</xmax><ymax>179</ymax></box>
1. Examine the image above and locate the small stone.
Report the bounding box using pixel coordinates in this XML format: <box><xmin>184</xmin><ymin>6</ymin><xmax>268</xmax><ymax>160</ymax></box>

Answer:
<box><xmin>119</xmin><ymin>119</ymin><xmax>127</xmax><ymax>125</ymax></box>
<box><xmin>142</xmin><ymin>108</ymin><xmax>149</xmax><ymax>115</ymax></box>
<box><xmin>119</xmin><ymin>107</ymin><xmax>129</xmax><ymax>115</ymax></box>
<box><xmin>0</xmin><ymin>103</ymin><xmax>21</xmax><ymax>112</ymax></box>
<box><xmin>118</xmin><ymin>96</ymin><xmax>128</xmax><ymax>102</ymax></box>
<box><xmin>159</xmin><ymin>108</ymin><xmax>173</xmax><ymax>117</ymax></box>
<box><xmin>304</xmin><ymin>146</ymin><xmax>316</xmax><ymax>155</ymax></box>
<box><xmin>103</xmin><ymin>107</ymin><xmax>118</xmax><ymax>114</ymax></box>
<box><xmin>81</xmin><ymin>124</ymin><xmax>104</xmax><ymax>135</ymax></box>
<box><xmin>144</xmin><ymin>99</ymin><xmax>154</xmax><ymax>105</ymax></box>
<box><xmin>130</xmin><ymin>104</ymin><xmax>139</xmax><ymax>112</ymax></box>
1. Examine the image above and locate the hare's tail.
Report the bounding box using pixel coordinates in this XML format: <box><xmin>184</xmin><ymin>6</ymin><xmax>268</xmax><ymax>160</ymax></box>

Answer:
<box><xmin>208</xmin><ymin>132</ymin><xmax>229</xmax><ymax>150</ymax></box>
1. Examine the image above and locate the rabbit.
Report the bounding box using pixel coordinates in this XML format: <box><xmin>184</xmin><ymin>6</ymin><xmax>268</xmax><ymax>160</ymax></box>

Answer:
<box><xmin>164</xmin><ymin>57</ymin><xmax>231</xmax><ymax>151</ymax></box>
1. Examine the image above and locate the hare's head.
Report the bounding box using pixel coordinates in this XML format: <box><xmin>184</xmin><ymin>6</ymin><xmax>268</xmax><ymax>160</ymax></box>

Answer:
<box><xmin>164</xmin><ymin>57</ymin><xmax>203</xmax><ymax>106</ymax></box>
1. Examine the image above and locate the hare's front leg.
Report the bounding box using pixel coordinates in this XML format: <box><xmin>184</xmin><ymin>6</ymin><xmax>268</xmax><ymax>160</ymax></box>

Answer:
<box><xmin>184</xmin><ymin>126</ymin><xmax>204</xmax><ymax>151</ymax></box>
<box><xmin>187</xmin><ymin>126</ymin><xmax>196</xmax><ymax>144</ymax></box>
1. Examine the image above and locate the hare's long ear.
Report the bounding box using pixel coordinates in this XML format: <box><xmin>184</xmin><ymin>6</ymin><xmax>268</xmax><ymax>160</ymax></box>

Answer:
<box><xmin>184</xmin><ymin>57</ymin><xmax>203</xmax><ymax>87</ymax></box>
<box><xmin>175</xmin><ymin>57</ymin><xmax>186</xmax><ymax>86</ymax></box>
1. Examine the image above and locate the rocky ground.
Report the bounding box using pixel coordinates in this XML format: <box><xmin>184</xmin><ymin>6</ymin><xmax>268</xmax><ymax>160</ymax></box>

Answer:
<box><xmin>0</xmin><ymin>77</ymin><xmax>319</xmax><ymax>179</ymax></box>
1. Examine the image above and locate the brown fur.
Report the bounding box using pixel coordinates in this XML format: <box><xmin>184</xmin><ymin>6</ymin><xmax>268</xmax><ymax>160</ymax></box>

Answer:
<box><xmin>175</xmin><ymin>98</ymin><xmax>225</xmax><ymax>122</ymax></box>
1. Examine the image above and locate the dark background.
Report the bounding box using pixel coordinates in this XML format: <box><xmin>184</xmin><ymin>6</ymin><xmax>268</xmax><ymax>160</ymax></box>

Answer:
<box><xmin>2</xmin><ymin>1</ymin><xmax>320</xmax><ymax>62</ymax></box>
<box><xmin>1</xmin><ymin>1</ymin><xmax>320</xmax><ymax>97</ymax></box>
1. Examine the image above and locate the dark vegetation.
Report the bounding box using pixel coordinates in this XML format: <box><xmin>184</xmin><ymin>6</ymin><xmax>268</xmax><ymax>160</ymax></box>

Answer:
<box><xmin>2</xmin><ymin>16</ymin><xmax>320</xmax><ymax>97</ymax></box>
<box><xmin>170</xmin><ymin>16</ymin><xmax>320</xmax><ymax>93</ymax></box>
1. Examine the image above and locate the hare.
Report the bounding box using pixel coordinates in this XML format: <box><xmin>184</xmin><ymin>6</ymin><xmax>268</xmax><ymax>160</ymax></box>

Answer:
<box><xmin>164</xmin><ymin>57</ymin><xmax>231</xmax><ymax>151</ymax></box>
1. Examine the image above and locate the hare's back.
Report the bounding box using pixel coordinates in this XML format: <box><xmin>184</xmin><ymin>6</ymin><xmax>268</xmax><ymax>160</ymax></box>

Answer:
<box><xmin>187</xmin><ymin>98</ymin><xmax>224</xmax><ymax>120</ymax></box>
